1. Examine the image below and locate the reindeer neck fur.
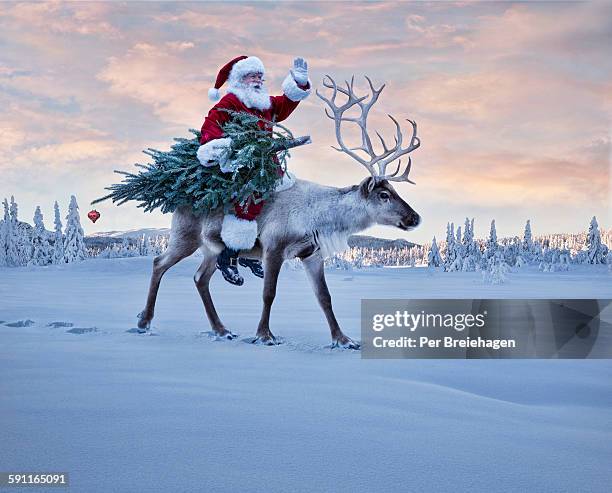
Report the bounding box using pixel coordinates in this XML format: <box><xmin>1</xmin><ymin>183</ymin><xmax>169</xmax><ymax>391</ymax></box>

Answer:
<box><xmin>300</xmin><ymin>181</ymin><xmax>374</xmax><ymax>258</ymax></box>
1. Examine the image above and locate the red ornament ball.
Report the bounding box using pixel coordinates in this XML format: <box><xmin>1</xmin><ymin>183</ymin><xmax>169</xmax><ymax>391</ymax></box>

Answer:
<box><xmin>88</xmin><ymin>210</ymin><xmax>101</xmax><ymax>223</ymax></box>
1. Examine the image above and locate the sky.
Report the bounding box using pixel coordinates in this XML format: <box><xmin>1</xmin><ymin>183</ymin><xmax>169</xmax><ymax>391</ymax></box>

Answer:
<box><xmin>1</xmin><ymin>0</ymin><xmax>610</xmax><ymax>244</ymax></box>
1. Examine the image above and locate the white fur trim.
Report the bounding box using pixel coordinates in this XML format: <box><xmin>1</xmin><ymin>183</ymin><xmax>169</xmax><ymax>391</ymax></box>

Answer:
<box><xmin>208</xmin><ymin>87</ymin><xmax>221</xmax><ymax>101</ymax></box>
<box><xmin>282</xmin><ymin>73</ymin><xmax>311</xmax><ymax>102</ymax></box>
<box><xmin>229</xmin><ymin>56</ymin><xmax>265</xmax><ymax>83</ymax></box>
<box><xmin>274</xmin><ymin>170</ymin><xmax>296</xmax><ymax>192</ymax></box>
<box><xmin>221</xmin><ymin>214</ymin><xmax>258</xmax><ymax>250</ymax></box>
<box><xmin>197</xmin><ymin>138</ymin><xmax>232</xmax><ymax>167</ymax></box>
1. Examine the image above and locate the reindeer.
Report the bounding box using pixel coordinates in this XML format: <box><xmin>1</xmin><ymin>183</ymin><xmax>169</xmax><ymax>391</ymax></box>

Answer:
<box><xmin>136</xmin><ymin>75</ymin><xmax>421</xmax><ymax>348</ymax></box>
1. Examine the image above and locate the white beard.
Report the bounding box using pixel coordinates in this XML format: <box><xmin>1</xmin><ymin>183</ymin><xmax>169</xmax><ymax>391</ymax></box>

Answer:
<box><xmin>227</xmin><ymin>80</ymin><xmax>272</xmax><ymax>111</ymax></box>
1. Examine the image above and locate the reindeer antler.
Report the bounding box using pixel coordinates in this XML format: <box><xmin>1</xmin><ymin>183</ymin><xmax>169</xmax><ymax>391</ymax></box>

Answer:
<box><xmin>316</xmin><ymin>75</ymin><xmax>420</xmax><ymax>185</ymax></box>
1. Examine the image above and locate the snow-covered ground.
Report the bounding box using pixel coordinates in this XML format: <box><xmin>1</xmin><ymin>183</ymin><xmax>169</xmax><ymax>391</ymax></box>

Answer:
<box><xmin>1</xmin><ymin>257</ymin><xmax>611</xmax><ymax>492</ymax></box>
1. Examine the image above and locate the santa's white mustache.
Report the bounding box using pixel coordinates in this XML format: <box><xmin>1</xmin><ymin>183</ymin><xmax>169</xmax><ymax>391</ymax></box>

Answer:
<box><xmin>229</xmin><ymin>79</ymin><xmax>272</xmax><ymax>110</ymax></box>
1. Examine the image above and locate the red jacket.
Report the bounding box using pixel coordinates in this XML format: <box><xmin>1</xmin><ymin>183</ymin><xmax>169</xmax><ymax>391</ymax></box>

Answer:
<box><xmin>200</xmin><ymin>90</ymin><xmax>307</xmax><ymax>145</ymax></box>
<box><xmin>199</xmin><ymin>82</ymin><xmax>309</xmax><ymax>220</ymax></box>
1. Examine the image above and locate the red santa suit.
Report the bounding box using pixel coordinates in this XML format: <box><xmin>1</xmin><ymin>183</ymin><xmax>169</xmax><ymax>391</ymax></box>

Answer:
<box><xmin>197</xmin><ymin>55</ymin><xmax>310</xmax><ymax>250</ymax></box>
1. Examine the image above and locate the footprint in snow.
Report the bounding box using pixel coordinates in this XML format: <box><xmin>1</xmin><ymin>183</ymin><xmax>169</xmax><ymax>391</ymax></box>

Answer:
<box><xmin>126</xmin><ymin>328</ymin><xmax>159</xmax><ymax>336</ymax></box>
<box><xmin>66</xmin><ymin>327</ymin><xmax>98</xmax><ymax>334</ymax></box>
<box><xmin>5</xmin><ymin>319</ymin><xmax>35</xmax><ymax>327</ymax></box>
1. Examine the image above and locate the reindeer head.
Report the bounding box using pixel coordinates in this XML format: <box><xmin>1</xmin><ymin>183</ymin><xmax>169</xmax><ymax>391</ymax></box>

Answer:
<box><xmin>357</xmin><ymin>176</ymin><xmax>420</xmax><ymax>231</ymax></box>
<box><xmin>316</xmin><ymin>75</ymin><xmax>421</xmax><ymax>232</ymax></box>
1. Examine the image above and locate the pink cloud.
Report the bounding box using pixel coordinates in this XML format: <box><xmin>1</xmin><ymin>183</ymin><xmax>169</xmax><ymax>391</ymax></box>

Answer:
<box><xmin>97</xmin><ymin>43</ymin><xmax>210</xmax><ymax>126</ymax></box>
<box><xmin>387</xmin><ymin>63</ymin><xmax>609</xmax><ymax>159</ymax></box>
<box><xmin>1</xmin><ymin>0</ymin><xmax>122</xmax><ymax>38</ymax></box>
<box><xmin>166</xmin><ymin>41</ymin><xmax>195</xmax><ymax>52</ymax></box>
<box><xmin>0</xmin><ymin>123</ymin><xmax>27</xmax><ymax>150</ymax></box>
<box><xmin>465</xmin><ymin>3</ymin><xmax>611</xmax><ymax>59</ymax></box>
<box><xmin>418</xmin><ymin>152</ymin><xmax>609</xmax><ymax>209</ymax></box>
<box><xmin>11</xmin><ymin>139</ymin><xmax>125</xmax><ymax>170</ymax></box>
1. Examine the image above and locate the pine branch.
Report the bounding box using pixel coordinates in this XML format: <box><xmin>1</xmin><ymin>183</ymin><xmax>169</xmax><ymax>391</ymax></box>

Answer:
<box><xmin>91</xmin><ymin>114</ymin><xmax>299</xmax><ymax>214</ymax></box>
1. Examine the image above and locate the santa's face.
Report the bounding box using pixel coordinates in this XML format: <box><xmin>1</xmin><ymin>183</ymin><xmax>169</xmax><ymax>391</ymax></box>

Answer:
<box><xmin>243</xmin><ymin>72</ymin><xmax>264</xmax><ymax>89</ymax></box>
<box><xmin>227</xmin><ymin>71</ymin><xmax>271</xmax><ymax>110</ymax></box>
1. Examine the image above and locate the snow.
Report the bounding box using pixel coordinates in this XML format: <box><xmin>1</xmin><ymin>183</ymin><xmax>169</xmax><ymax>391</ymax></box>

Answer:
<box><xmin>88</xmin><ymin>227</ymin><xmax>172</xmax><ymax>239</ymax></box>
<box><xmin>1</xmin><ymin>257</ymin><xmax>611</xmax><ymax>492</ymax></box>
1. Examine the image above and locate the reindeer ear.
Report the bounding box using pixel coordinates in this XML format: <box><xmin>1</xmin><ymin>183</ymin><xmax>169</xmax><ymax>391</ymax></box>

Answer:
<box><xmin>359</xmin><ymin>176</ymin><xmax>376</xmax><ymax>197</ymax></box>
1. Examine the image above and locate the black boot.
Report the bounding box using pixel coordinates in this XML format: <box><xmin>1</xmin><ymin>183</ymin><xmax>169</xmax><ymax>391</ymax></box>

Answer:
<box><xmin>216</xmin><ymin>247</ymin><xmax>244</xmax><ymax>286</ymax></box>
<box><xmin>239</xmin><ymin>257</ymin><xmax>264</xmax><ymax>278</ymax></box>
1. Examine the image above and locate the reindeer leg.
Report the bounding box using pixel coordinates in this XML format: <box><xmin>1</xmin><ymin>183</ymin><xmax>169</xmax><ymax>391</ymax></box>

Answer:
<box><xmin>253</xmin><ymin>249</ymin><xmax>284</xmax><ymax>345</ymax></box>
<box><xmin>194</xmin><ymin>247</ymin><xmax>237</xmax><ymax>340</ymax></box>
<box><xmin>301</xmin><ymin>254</ymin><xmax>360</xmax><ymax>350</ymax></box>
<box><xmin>137</xmin><ymin>236</ymin><xmax>200</xmax><ymax>331</ymax></box>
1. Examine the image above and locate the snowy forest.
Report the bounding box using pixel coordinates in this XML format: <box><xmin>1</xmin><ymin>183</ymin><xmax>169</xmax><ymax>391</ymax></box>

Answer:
<box><xmin>0</xmin><ymin>195</ymin><xmax>87</xmax><ymax>267</ymax></box>
<box><xmin>323</xmin><ymin>217</ymin><xmax>611</xmax><ymax>283</ymax></box>
<box><xmin>1</xmin><ymin>195</ymin><xmax>610</xmax><ymax>284</ymax></box>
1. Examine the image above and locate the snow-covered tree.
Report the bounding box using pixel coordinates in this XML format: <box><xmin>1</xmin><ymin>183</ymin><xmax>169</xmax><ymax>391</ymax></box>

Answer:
<box><xmin>0</xmin><ymin>199</ymin><xmax>8</xmax><ymax>267</ymax></box>
<box><xmin>28</xmin><ymin>206</ymin><xmax>51</xmax><ymax>266</ymax></box>
<box><xmin>483</xmin><ymin>219</ymin><xmax>498</xmax><ymax>264</ymax></box>
<box><xmin>455</xmin><ymin>226</ymin><xmax>463</xmax><ymax>257</ymax></box>
<box><xmin>470</xmin><ymin>218</ymin><xmax>475</xmax><ymax>244</ymax></box>
<box><xmin>118</xmin><ymin>237</ymin><xmax>139</xmax><ymax>257</ymax></box>
<box><xmin>63</xmin><ymin>195</ymin><xmax>87</xmax><ymax>263</ymax></box>
<box><xmin>523</xmin><ymin>219</ymin><xmax>533</xmax><ymax>251</ymax></box>
<box><xmin>487</xmin><ymin>219</ymin><xmax>498</xmax><ymax>250</ymax></box>
<box><xmin>144</xmin><ymin>236</ymin><xmax>156</xmax><ymax>256</ymax></box>
<box><xmin>536</xmin><ymin>246</ymin><xmax>569</xmax><ymax>272</ymax></box>
<box><xmin>98</xmin><ymin>243</ymin><xmax>120</xmax><ymax>259</ymax></box>
<box><xmin>462</xmin><ymin>218</ymin><xmax>472</xmax><ymax>249</ymax></box>
<box><xmin>444</xmin><ymin>223</ymin><xmax>466</xmax><ymax>271</ymax></box>
<box><xmin>427</xmin><ymin>236</ymin><xmax>442</xmax><ymax>267</ymax></box>
<box><xmin>52</xmin><ymin>201</ymin><xmax>65</xmax><ymax>264</ymax></box>
<box><xmin>572</xmin><ymin>249</ymin><xmax>588</xmax><ymax>265</ymax></box>
<box><xmin>459</xmin><ymin>217</ymin><xmax>480</xmax><ymax>271</ymax></box>
<box><xmin>138</xmin><ymin>234</ymin><xmax>147</xmax><ymax>256</ymax></box>
<box><xmin>539</xmin><ymin>259</ymin><xmax>552</xmax><ymax>272</ymax></box>
<box><xmin>8</xmin><ymin>196</ymin><xmax>28</xmax><ymax>266</ymax></box>
<box><xmin>443</xmin><ymin>222</ymin><xmax>456</xmax><ymax>271</ymax></box>
<box><xmin>503</xmin><ymin>236</ymin><xmax>522</xmax><ymax>266</ymax></box>
<box><xmin>483</xmin><ymin>250</ymin><xmax>510</xmax><ymax>284</ymax></box>
<box><xmin>585</xmin><ymin>216</ymin><xmax>608</xmax><ymax>264</ymax></box>
<box><xmin>3</xmin><ymin>199</ymin><xmax>12</xmax><ymax>264</ymax></box>
<box><xmin>119</xmin><ymin>237</ymin><xmax>130</xmax><ymax>256</ymax></box>
<box><xmin>558</xmin><ymin>251</ymin><xmax>571</xmax><ymax>271</ymax></box>
<box><xmin>520</xmin><ymin>219</ymin><xmax>539</xmax><ymax>264</ymax></box>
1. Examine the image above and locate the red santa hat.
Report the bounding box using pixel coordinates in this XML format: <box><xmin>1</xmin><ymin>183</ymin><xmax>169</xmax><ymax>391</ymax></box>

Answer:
<box><xmin>208</xmin><ymin>55</ymin><xmax>266</xmax><ymax>102</ymax></box>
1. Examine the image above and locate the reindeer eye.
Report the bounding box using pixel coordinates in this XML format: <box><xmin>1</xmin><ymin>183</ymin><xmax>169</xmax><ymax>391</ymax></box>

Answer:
<box><xmin>379</xmin><ymin>191</ymin><xmax>390</xmax><ymax>200</ymax></box>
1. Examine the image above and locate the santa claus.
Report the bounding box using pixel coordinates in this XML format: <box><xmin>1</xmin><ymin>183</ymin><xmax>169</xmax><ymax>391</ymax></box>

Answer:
<box><xmin>197</xmin><ymin>55</ymin><xmax>311</xmax><ymax>285</ymax></box>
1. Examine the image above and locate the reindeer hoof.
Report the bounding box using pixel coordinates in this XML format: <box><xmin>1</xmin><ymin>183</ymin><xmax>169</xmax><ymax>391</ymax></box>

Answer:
<box><xmin>251</xmin><ymin>334</ymin><xmax>282</xmax><ymax>346</ymax></box>
<box><xmin>214</xmin><ymin>329</ymin><xmax>238</xmax><ymax>340</ymax></box>
<box><xmin>331</xmin><ymin>336</ymin><xmax>361</xmax><ymax>350</ymax></box>
<box><xmin>136</xmin><ymin>311</ymin><xmax>151</xmax><ymax>331</ymax></box>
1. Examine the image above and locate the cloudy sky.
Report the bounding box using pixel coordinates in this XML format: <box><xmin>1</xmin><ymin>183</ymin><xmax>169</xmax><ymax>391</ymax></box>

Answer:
<box><xmin>1</xmin><ymin>0</ymin><xmax>610</xmax><ymax>244</ymax></box>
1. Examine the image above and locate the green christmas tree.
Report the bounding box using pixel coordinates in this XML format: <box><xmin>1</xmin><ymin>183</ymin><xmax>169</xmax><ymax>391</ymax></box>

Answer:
<box><xmin>93</xmin><ymin>111</ymin><xmax>306</xmax><ymax>215</ymax></box>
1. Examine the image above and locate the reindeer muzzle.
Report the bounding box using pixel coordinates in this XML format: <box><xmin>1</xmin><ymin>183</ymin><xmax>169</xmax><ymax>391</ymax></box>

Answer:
<box><xmin>398</xmin><ymin>212</ymin><xmax>420</xmax><ymax>230</ymax></box>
